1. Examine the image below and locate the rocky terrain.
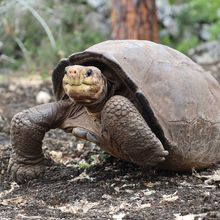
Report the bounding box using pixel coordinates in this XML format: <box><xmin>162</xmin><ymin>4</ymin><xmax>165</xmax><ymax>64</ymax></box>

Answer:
<box><xmin>0</xmin><ymin>72</ymin><xmax>219</xmax><ymax>219</ymax></box>
<box><xmin>1</xmin><ymin>0</ymin><xmax>220</xmax><ymax>218</ymax></box>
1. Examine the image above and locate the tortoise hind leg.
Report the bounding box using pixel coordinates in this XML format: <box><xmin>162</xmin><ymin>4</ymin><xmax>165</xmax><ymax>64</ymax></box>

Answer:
<box><xmin>101</xmin><ymin>95</ymin><xmax>168</xmax><ymax>167</ymax></box>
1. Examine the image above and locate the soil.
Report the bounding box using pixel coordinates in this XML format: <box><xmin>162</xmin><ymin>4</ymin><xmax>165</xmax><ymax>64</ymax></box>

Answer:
<box><xmin>0</xmin><ymin>74</ymin><xmax>220</xmax><ymax>220</ymax></box>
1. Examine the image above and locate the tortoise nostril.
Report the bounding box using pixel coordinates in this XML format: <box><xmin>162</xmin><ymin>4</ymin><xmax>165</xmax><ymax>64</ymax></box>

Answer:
<box><xmin>67</xmin><ymin>69</ymin><xmax>77</xmax><ymax>76</ymax></box>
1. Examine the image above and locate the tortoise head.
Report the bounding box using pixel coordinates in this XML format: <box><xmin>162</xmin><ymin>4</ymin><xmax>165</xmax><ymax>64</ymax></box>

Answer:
<box><xmin>63</xmin><ymin>65</ymin><xmax>106</xmax><ymax>103</ymax></box>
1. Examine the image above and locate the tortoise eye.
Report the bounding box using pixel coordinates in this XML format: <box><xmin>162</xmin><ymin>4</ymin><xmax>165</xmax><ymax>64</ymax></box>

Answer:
<box><xmin>85</xmin><ymin>69</ymin><xmax>93</xmax><ymax>77</ymax></box>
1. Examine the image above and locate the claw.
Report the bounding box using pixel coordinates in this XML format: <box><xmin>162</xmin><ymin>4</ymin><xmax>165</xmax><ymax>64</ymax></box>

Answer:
<box><xmin>72</xmin><ymin>127</ymin><xmax>87</xmax><ymax>138</ymax></box>
<box><xmin>72</xmin><ymin>127</ymin><xmax>99</xmax><ymax>144</ymax></box>
<box><xmin>86</xmin><ymin>132</ymin><xmax>99</xmax><ymax>144</ymax></box>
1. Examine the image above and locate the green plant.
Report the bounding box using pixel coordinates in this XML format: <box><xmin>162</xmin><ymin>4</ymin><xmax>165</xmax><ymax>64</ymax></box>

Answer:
<box><xmin>161</xmin><ymin>0</ymin><xmax>220</xmax><ymax>53</ymax></box>
<box><xmin>78</xmin><ymin>160</ymin><xmax>91</xmax><ymax>169</ymax></box>
<box><xmin>0</xmin><ymin>0</ymin><xmax>107</xmax><ymax>74</ymax></box>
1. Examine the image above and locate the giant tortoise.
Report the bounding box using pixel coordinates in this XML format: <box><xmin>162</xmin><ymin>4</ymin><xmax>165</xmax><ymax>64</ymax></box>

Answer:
<box><xmin>9</xmin><ymin>40</ymin><xmax>220</xmax><ymax>183</ymax></box>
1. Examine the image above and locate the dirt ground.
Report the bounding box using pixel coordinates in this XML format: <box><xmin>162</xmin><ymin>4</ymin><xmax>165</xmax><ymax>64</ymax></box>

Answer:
<box><xmin>0</xmin><ymin>74</ymin><xmax>220</xmax><ymax>220</ymax></box>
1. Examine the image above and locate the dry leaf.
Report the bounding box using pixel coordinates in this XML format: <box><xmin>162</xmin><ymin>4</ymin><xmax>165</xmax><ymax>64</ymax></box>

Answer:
<box><xmin>53</xmin><ymin>200</ymin><xmax>99</xmax><ymax>214</ymax></box>
<box><xmin>160</xmin><ymin>191</ymin><xmax>179</xmax><ymax>203</ymax></box>
<box><xmin>70</xmin><ymin>171</ymin><xmax>91</xmax><ymax>182</ymax></box>
<box><xmin>174</xmin><ymin>212</ymin><xmax>207</xmax><ymax>220</ymax></box>
<box><xmin>0</xmin><ymin>196</ymin><xmax>27</xmax><ymax>206</ymax></box>
<box><xmin>49</xmin><ymin>150</ymin><xmax>63</xmax><ymax>163</ymax></box>
<box><xmin>0</xmin><ymin>182</ymin><xmax>19</xmax><ymax>198</ymax></box>
<box><xmin>193</xmin><ymin>169</ymin><xmax>220</xmax><ymax>185</ymax></box>
<box><xmin>144</xmin><ymin>182</ymin><xmax>156</xmax><ymax>188</ymax></box>
<box><xmin>139</xmin><ymin>203</ymin><xmax>151</xmax><ymax>209</ymax></box>
<box><xmin>77</xmin><ymin>142</ymin><xmax>84</xmax><ymax>152</ymax></box>
<box><xmin>142</xmin><ymin>189</ymin><xmax>156</xmax><ymax>196</ymax></box>
<box><xmin>113</xmin><ymin>212</ymin><xmax>126</xmax><ymax>220</ymax></box>
<box><xmin>114</xmin><ymin>187</ymin><xmax>120</xmax><ymax>193</ymax></box>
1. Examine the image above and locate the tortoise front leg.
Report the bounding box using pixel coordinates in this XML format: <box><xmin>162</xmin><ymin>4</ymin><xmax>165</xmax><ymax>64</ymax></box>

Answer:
<box><xmin>101</xmin><ymin>95</ymin><xmax>169</xmax><ymax>167</ymax></box>
<box><xmin>8</xmin><ymin>100</ymin><xmax>72</xmax><ymax>183</ymax></box>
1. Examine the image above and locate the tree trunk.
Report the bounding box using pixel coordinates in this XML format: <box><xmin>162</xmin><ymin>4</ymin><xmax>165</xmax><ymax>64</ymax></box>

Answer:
<box><xmin>111</xmin><ymin>0</ymin><xmax>158</xmax><ymax>42</ymax></box>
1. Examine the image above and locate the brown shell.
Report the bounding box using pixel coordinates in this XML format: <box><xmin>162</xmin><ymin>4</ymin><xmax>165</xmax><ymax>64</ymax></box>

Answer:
<box><xmin>52</xmin><ymin>40</ymin><xmax>220</xmax><ymax>169</ymax></box>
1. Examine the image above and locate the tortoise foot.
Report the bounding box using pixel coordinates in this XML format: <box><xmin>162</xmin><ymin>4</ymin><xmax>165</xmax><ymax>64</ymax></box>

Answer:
<box><xmin>8</xmin><ymin>155</ymin><xmax>45</xmax><ymax>184</ymax></box>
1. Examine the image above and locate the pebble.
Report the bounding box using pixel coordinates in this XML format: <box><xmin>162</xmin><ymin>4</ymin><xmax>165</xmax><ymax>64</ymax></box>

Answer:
<box><xmin>36</xmin><ymin>91</ymin><xmax>51</xmax><ymax>104</ymax></box>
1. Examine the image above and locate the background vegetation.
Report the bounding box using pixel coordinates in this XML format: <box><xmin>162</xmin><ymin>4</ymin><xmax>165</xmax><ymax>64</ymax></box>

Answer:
<box><xmin>162</xmin><ymin>0</ymin><xmax>220</xmax><ymax>52</ymax></box>
<box><xmin>0</xmin><ymin>0</ymin><xmax>220</xmax><ymax>74</ymax></box>
<box><xmin>0</xmin><ymin>0</ymin><xmax>106</xmax><ymax>74</ymax></box>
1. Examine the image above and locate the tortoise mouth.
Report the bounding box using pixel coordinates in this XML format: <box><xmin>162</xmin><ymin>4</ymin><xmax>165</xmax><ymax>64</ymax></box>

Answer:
<box><xmin>63</xmin><ymin>72</ymin><xmax>95</xmax><ymax>87</ymax></box>
<box><xmin>63</xmin><ymin>79</ymin><xmax>83</xmax><ymax>87</ymax></box>
<box><xmin>63</xmin><ymin>78</ymin><xmax>95</xmax><ymax>87</ymax></box>
<box><xmin>63</xmin><ymin>82</ymin><xmax>103</xmax><ymax>102</ymax></box>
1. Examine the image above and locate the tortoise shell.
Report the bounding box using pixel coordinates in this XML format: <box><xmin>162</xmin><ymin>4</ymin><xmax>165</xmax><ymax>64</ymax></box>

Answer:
<box><xmin>52</xmin><ymin>40</ymin><xmax>220</xmax><ymax>170</ymax></box>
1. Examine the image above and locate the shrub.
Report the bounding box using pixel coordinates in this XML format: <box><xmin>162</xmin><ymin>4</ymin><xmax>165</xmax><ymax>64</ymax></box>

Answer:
<box><xmin>161</xmin><ymin>0</ymin><xmax>220</xmax><ymax>53</ymax></box>
<box><xmin>0</xmin><ymin>0</ymin><xmax>107</xmax><ymax>74</ymax></box>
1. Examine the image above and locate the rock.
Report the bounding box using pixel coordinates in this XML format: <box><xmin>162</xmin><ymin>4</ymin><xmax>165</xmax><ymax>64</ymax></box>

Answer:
<box><xmin>172</xmin><ymin>4</ymin><xmax>187</xmax><ymax>16</ymax></box>
<box><xmin>8</xmin><ymin>84</ymin><xmax>17</xmax><ymax>92</ymax></box>
<box><xmin>36</xmin><ymin>91</ymin><xmax>51</xmax><ymax>104</ymax></box>
<box><xmin>162</xmin><ymin>16</ymin><xmax>179</xmax><ymax>37</ymax></box>
<box><xmin>199</xmin><ymin>24</ymin><xmax>211</xmax><ymax>41</ymax></box>
<box><xmin>87</xmin><ymin>0</ymin><xmax>105</xmax><ymax>8</ymax></box>
<box><xmin>84</xmin><ymin>1</ymin><xmax>111</xmax><ymax>36</ymax></box>
<box><xmin>157</xmin><ymin>1</ymin><xmax>214</xmax><ymax>50</ymax></box>
<box><xmin>189</xmin><ymin>40</ymin><xmax>220</xmax><ymax>83</ymax></box>
<box><xmin>157</xmin><ymin>0</ymin><xmax>184</xmax><ymax>38</ymax></box>
<box><xmin>84</xmin><ymin>11</ymin><xmax>110</xmax><ymax>36</ymax></box>
<box><xmin>189</xmin><ymin>40</ymin><xmax>220</xmax><ymax>64</ymax></box>
<box><xmin>156</xmin><ymin>0</ymin><xmax>172</xmax><ymax>20</ymax></box>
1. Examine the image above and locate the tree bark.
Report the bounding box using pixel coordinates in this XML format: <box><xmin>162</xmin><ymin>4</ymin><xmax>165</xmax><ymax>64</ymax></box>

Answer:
<box><xmin>111</xmin><ymin>0</ymin><xmax>158</xmax><ymax>42</ymax></box>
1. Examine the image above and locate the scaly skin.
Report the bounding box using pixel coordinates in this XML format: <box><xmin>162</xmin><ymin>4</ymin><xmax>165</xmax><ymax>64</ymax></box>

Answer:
<box><xmin>101</xmin><ymin>95</ymin><xmax>168</xmax><ymax>166</ymax></box>
<box><xmin>9</xmin><ymin>100</ymin><xmax>72</xmax><ymax>183</ymax></box>
<box><xmin>63</xmin><ymin>66</ymin><xmax>168</xmax><ymax>165</ymax></box>
<box><xmin>9</xmin><ymin>65</ymin><xmax>168</xmax><ymax>183</ymax></box>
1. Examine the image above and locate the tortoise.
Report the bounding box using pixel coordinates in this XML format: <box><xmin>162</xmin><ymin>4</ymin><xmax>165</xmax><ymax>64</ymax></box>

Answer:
<box><xmin>8</xmin><ymin>40</ymin><xmax>220</xmax><ymax>183</ymax></box>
